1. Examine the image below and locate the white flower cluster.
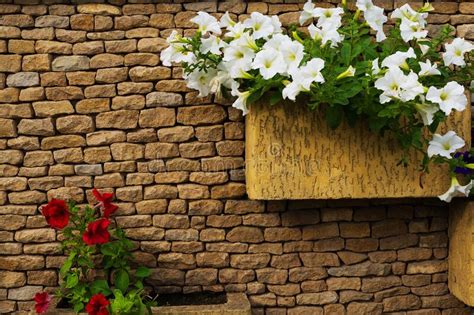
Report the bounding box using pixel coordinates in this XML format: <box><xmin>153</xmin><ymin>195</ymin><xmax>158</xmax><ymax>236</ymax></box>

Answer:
<box><xmin>160</xmin><ymin>0</ymin><xmax>474</xmax><ymax>202</ymax></box>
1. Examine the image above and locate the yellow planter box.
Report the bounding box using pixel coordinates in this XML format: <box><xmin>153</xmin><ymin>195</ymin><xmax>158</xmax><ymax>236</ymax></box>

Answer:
<box><xmin>449</xmin><ymin>201</ymin><xmax>474</xmax><ymax>306</ymax></box>
<box><xmin>245</xmin><ymin>101</ymin><xmax>471</xmax><ymax>200</ymax></box>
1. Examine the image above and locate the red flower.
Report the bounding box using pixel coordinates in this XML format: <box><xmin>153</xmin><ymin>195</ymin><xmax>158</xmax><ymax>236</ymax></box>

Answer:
<box><xmin>85</xmin><ymin>293</ymin><xmax>109</xmax><ymax>315</ymax></box>
<box><xmin>92</xmin><ymin>188</ymin><xmax>118</xmax><ymax>218</ymax></box>
<box><xmin>41</xmin><ymin>199</ymin><xmax>69</xmax><ymax>229</ymax></box>
<box><xmin>82</xmin><ymin>218</ymin><xmax>110</xmax><ymax>246</ymax></box>
<box><xmin>34</xmin><ymin>292</ymin><xmax>51</xmax><ymax>314</ymax></box>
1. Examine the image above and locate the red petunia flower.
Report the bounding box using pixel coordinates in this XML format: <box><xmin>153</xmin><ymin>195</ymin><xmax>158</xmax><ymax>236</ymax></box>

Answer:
<box><xmin>82</xmin><ymin>218</ymin><xmax>110</xmax><ymax>246</ymax></box>
<box><xmin>41</xmin><ymin>199</ymin><xmax>70</xmax><ymax>229</ymax></box>
<box><xmin>34</xmin><ymin>292</ymin><xmax>51</xmax><ymax>314</ymax></box>
<box><xmin>92</xmin><ymin>188</ymin><xmax>118</xmax><ymax>218</ymax></box>
<box><xmin>85</xmin><ymin>293</ymin><xmax>109</xmax><ymax>315</ymax></box>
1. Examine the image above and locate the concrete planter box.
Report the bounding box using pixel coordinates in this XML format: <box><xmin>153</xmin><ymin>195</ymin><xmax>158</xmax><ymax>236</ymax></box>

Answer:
<box><xmin>449</xmin><ymin>201</ymin><xmax>474</xmax><ymax>306</ymax></box>
<box><xmin>151</xmin><ymin>293</ymin><xmax>251</xmax><ymax>315</ymax></box>
<box><xmin>45</xmin><ymin>293</ymin><xmax>251</xmax><ymax>315</ymax></box>
<box><xmin>245</xmin><ymin>101</ymin><xmax>471</xmax><ymax>200</ymax></box>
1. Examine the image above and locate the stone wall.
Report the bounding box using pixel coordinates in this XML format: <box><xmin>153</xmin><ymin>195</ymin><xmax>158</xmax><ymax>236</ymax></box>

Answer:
<box><xmin>0</xmin><ymin>0</ymin><xmax>473</xmax><ymax>314</ymax></box>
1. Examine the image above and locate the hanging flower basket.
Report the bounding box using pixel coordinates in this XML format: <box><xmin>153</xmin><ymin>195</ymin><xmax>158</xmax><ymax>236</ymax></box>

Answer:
<box><xmin>449</xmin><ymin>200</ymin><xmax>474</xmax><ymax>306</ymax></box>
<box><xmin>161</xmin><ymin>0</ymin><xmax>474</xmax><ymax>202</ymax></box>
<box><xmin>245</xmin><ymin>100</ymin><xmax>470</xmax><ymax>199</ymax></box>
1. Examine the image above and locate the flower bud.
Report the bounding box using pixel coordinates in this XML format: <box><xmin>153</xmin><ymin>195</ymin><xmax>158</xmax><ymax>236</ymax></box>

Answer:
<box><xmin>292</xmin><ymin>31</ymin><xmax>304</xmax><ymax>44</ymax></box>
<box><xmin>336</xmin><ymin>66</ymin><xmax>356</xmax><ymax>80</ymax></box>
<box><xmin>420</xmin><ymin>2</ymin><xmax>434</xmax><ymax>13</ymax></box>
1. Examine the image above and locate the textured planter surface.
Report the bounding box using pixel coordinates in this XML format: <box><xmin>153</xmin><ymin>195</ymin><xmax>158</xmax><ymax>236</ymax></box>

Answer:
<box><xmin>41</xmin><ymin>293</ymin><xmax>250</xmax><ymax>315</ymax></box>
<box><xmin>246</xmin><ymin>101</ymin><xmax>471</xmax><ymax>199</ymax></box>
<box><xmin>449</xmin><ymin>200</ymin><xmax>474</xmax><ymax>307</ymax></box>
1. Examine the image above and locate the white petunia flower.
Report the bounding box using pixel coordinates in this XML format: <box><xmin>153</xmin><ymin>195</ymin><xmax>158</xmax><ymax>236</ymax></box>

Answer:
<box><xmin>210</xmin><ymin>68</ymin><xmax>234</xmax><ymax>97</ymax></box>
<box><xmin>418</xmin><ymin>60</ymin><xmax>441</xmax><ymax>77</ymax></box>
<box><xmin>300</xmin><ymin>0</ymin><xmax>316</xmax><ymax>25</ymax></box>
<box><xmin>313</xmin><ymin>7</ymin><xmax>344</xmax><ymax>29</ymax></box>
<box><xmin>243</xmin><ymin>12</ymin><xmax>274</xmax><ymax>39</ymax></box>
<box><xmin>414</xmin><ymin>96</ymin><xmax>439</xmax><ymax>126</ymax></box>
<box><xmin>427</xmin><ymin>131</ymin><xmax>465</xmax><ymax>159</ymax></box>
<box><xmin>392</xmin><ymin>4</ymin><xmax>428</xmax><ymax>28</ymax></box>
<box><xmin>234</xmin><ymin>32</ymin><xmax>259</xmax><ymax>51</ymax></box>
<box><xmin>220</xmin><ymin>12</ymin><xmax>235</xmax><ymax>28</ymax></box>
<box><xmin>251</xmin><ymin>48</ymin><xmax>287</xmax><ymax>79</ymax></box>
<box><xmin>160</xmin><ymin>31</ymin><xmax>195</xmax><ymax>67</ymax></box>
<box><xmin>371</xmin><ymin>58</ymin><xmax>381</xmax><ymax>76</ymax></box>
<box><xmin>223</xmin><ymin>42</ymin><xmax>255</xmax><ymax>63</ymax></box>
<box><xmin>200</xmin><ymin>35</ymin><xmax>226</xmax><ymax>55</ymax></box>
<box><xmin>364</xmin><ymin>6</ymin><xmax>387</xmax><ymax>42</ymax></box>
<box><xmin>391</xmin><ymin>4</ymin><xmax>428</xmax><ymax>42</ymax></box>
<box><xmin>282</xmin><ymin>77</ymin><xmax>311</xmax><ymax>101</ymax></box>
<box><xmin>281</xmin><ymin>41</ymin><xmax>305</xmax><ymax>74</ymax></box>
<box><xmin>399</xmin><ymin>71</ymin><xmax>424</xmax><ymax>101</ymax></box>
<box><xmin>426</xmin><ymin>82</ymin><xmax>467</xmax><ymax>115</ymax></box>
<box><xmin>418</xmin><ymin>41</ymin><xmax>430</xmax><ymax>55</ymax></box>
<box><xmin>374</xmin><ymin>67</ymin><xmax>423</xmax><ymax>103</ymax></box>
<box><xmin>231</xmin><ymin>87</ymin><xmax>251</xmax><ymax>115</ymax></box>
<box><xmin>375</xmin><ymin>67</ymin><xmax>406</xmax><ymax>103</ymax></box>
<box><xmin>356</xmin><ymin>0</ymin><xmax>375</xmax><ymax>11</ymax></box>
<box><xmin>381</xmin><ymin>48</ymin><xmax>416</xmax><ymax>70</ymax></box>
<box><xmin>185</xmin><ymin>68</ymin><xmax>217</xmax><ymax>97</ymax></box>
<box><xmin>443</xmin><ymin>38</ymin><xmax>474</xmax><ymax>67</ymax></box>
<box><xmin>263</xmin><ymin>33</ymin><xmax>292</xmax><ymax>51</ymax></box>
<box><xmin>400</xmin><ymin>20</ymin><xmax>428</xmax><ymax>42</ymax></box>
<box><xmin>225</xmin><ymin>22</ymin><xmax>246</xmax><ymax>39</ymax></box>
<box><xmin>271</xmin><ymin>15</ymin><xmax>283</xmax><ymax>34</ymax></box>
<box><xmin>283</xmin><ymin>57</ymin><xmax>325</xmax><ymax>101</ymax></box>
<box><xmin>308</xmin><ymin>24</ymin><xmax>344</xmax><ymax>47</ymax></box>
<box><xmin>191</xmin><ymin>11</ymin><xmax>221</xmax><ymax>35</ymax></box>
<box><xmin>438</xmin><ymin>177</ymin><xmax>473</xmax><ymax>202</ymax></box>
<box><xmin>299</xmin><ymin>58</ymin><xmax>325</xmax><ymax>83</ymax></box>
<box><xmin>227</xmin><ymin>60</ymin><xmax>253</xmax><ymax>79</ymax></box>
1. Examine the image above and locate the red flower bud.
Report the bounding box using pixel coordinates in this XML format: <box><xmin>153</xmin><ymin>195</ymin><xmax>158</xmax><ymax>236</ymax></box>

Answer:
<box><xmin>85</xmin><ymin>293</ymin><xmax>109</xmax><ymax>315</ymax></box>
<box><xmin>41</xmin><ymin>199</ymin><xmax>69</xmax><ymax>230</ymax></box>
<box><xmin>82</xmin><ymin>218</ymin><xmax>110</xmax><ymax>246</ymax></box>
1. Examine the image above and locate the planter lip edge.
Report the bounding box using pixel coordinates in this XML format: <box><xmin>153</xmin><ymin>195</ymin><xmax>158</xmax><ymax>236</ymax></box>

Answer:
<box><xmin>150</xmin><ymin>293</ymin><xmax>250</xmax><ymax>312</ymax></box>
<box><xmin>44</xmin><ymin>293</ymin><xmax>251</xmax><ymax>314</ymax></box>
<box><xmin>152</xmin><ymin>293</ymin><xmax>250</xmax><ymax>311</ymax></box>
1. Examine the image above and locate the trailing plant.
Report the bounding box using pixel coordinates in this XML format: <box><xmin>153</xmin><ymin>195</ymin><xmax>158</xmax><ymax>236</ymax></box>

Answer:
<box><xmin>33</xmin><ymin>189</ymin><xmax>155</xmax><ymax>315</ymax></box>
<box><xmin>161</xmin><ymin>0</ymin><xmax>474</xmax><ymax>202</ymax></box>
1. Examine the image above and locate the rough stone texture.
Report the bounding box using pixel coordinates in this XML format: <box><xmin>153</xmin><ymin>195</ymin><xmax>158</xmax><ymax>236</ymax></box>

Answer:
<box><xmin>0</xmin><ymin>2</ymin><xmax>471</xmax><ymax>314</ymax></box>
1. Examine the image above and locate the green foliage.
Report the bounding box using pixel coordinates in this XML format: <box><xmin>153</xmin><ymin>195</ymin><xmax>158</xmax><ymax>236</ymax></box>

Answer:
<box><xmin>56</xmin><ymin>202</ymin><xmax>154</xmax><ymax>314</ymax></box>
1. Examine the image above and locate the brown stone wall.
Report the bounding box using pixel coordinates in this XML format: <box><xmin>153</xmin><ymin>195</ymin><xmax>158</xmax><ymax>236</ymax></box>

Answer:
<box><xmin>0</xmin><ymin>0</ymin><xmax>473</xmax><ymax>314</ymax></box>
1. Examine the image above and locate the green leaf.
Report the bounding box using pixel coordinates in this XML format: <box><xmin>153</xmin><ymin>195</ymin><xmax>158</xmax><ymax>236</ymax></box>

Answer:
<box><xmin>269</xmin><ymin>92</ymin><xmax>282</xmax><ymax>106</ymax></box>
<box><xmin>326</xmin><ymin>106</ymin><xmax>344</xmax><ymax>130</ymax></box>
<box><xmin>60</xmin><ymin>253</ymin><xmax>76</xmax><ymax>277</ymax></box>
<box><xmin>115</xmin><ymin>269</ymin><xmax>130</xmax><ymax>293</ymax></box>
<box><xmin>73</xmin><ymin>302</ymin><xmax>84</xmax><ymax>313</ymax></box>
<box><xmin>341</xmin><ymin>42</ymin><xmax>351</xmax><ymax>65</ymax></box>
<box><xmin>135</xmin><ymin>267</ymin><xmax>151</xmax><ymax>278</ymax></box>
<box><xmin>91</xmin><ymin>280</ymin><xmax>112</xmax><ymax>296</ymax></box>
<box><xmin>66</xmin><ymin>273</ymin><xmax>79</xmax><ymax>289</ymax></box>
<box><xmin>247</xmin><ymin>90</ymin><xmax>262</xmax><ymax>105</ymax></box>
<box><xmin>101</xmin><ymin>243</ymin><xmax>116</xmax><ymax>256</ymax></box>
